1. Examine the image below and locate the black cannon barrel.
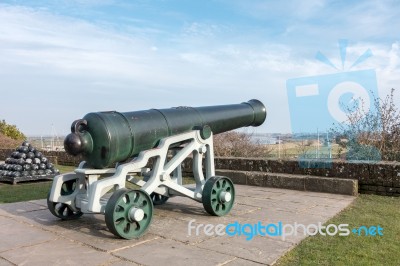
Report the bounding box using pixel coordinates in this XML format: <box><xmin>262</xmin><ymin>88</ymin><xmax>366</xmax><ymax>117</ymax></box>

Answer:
<box><xmin>64</xmin><ymin>99</ymin><xmax>267</xmax><ymax>169</ymax></box>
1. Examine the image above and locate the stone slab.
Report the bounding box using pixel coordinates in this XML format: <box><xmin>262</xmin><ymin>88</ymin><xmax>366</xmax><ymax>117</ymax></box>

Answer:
<box><xmin>0</xmin><ymin>185</ymin><xmax>356</xmax><ymax>266</ymax></box>
<box><xmin>113</xmin><ymin>238</ymin><xmax>235</xmax><ymax>266</ymax></box>
<box><xmin>0</xmin><ymin>257</ymin><xmax>13</xmax><ymax>266</ymax></box>
<box><xmin>196</xmin><ymin>235</ymin><xmax>293</xmax><ymax>265</ymax></box>
<box><xmin>225</xmin><ymin>258</ymin><xmax>264</xmax><ymax>265</ymax></box>
<box><xmin>0</xmin><ymin>216</ymin><xmax>56</xmax><ymax>253</ymax></box>
<box><xmin>1</xmin><ymin>238</ymin><xmax>117</xmax><ymax>265</ymax></box>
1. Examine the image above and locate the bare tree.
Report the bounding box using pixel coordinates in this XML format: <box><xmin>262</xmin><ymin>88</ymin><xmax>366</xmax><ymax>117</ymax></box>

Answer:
<box><xmin>213</xmin><ymin>131</ymin><xmax>271</xmax><ymax>158</ymax></box>
<box><xmin>332</xmin><ymin>88</ymin><xmax>400</xmax><ymax>161</ymax></box>
<box><xmin>295</xmin><ymin>139</ymin><xmax>312</xmax><ymax>158</ymax></box>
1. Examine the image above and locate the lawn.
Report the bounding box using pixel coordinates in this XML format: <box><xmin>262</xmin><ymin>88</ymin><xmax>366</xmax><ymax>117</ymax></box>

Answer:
<box><xmin>0</xmin><ymin>164</ymin><xmax>195</xmax><ymax>203</ymax></box>
<box><xmin>0</xmin><ymin>164</ymin><xmax>75</xmax><ymax>203</ymax></box>
<box><xmin>277</xmin><ymin>194</ymin><xmax>400</xmax><ymax>265</ymax></box>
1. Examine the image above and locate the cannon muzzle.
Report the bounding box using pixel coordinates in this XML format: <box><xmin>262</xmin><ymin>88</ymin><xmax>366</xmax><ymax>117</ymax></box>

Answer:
<box><xmin>64</xmin><ymin>99</ymin><xmax>266</xmax><ymax>168</ymax></box>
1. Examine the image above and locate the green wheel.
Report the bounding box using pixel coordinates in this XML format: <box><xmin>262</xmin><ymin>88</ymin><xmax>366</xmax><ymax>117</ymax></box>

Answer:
<box><xmin>47</xmin><ymin>192</ymin><xmax>83</xmax><ymax>220</ymax></box>
<box><xmin>202</xmin><ymin>176</ymin><xmax>235</xmax><ymax>216</ymax></box>
<box><xmin>150</xmin><ymin>193</ymin><xmax>169</xmax><ymax>205</ymax></box>
<box><xmin>105</xmin><ymin>189</ymin><xmax>153</xmax><ymax>239</ymax></box>
<box><xmin>60</xmin><ymin>179</ymin><xmax>78</xmax><ymax>196</ymax></box>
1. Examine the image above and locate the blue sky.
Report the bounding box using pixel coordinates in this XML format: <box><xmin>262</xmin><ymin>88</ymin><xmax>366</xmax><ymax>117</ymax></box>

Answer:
<box><xmin>0</xmin><ymin>0</ymin><xmax>399</xmax><ymax>136</ymax></box>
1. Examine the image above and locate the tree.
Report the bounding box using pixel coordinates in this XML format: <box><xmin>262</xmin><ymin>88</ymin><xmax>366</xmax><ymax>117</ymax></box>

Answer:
<box><xmin>0</xmin><ymin>119</ymin><xmax>26</xmax><ymax>141</ymax></box>
<box><xmin>213</xmin><ymin>131</ymin><xmax>271</xmax><ymax>158</ymax></box>
<box><xmin>332</xmin><ymin>89</ymin><xmax>400</xmax><ymax>161</ymax></box>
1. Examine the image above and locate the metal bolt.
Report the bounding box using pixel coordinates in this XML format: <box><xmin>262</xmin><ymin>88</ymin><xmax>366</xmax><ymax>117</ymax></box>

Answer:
<box><xmin>199</xmin><ymin>145</ymin><xmax>207</xmax><ymax>154</ymax></box>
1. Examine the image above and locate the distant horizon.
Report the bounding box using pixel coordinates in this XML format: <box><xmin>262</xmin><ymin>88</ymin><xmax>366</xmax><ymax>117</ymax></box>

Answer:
<box><xmin>25</xmin><ymin>131</ymin><xmax>334</xmax><ymax>138</ymax></box>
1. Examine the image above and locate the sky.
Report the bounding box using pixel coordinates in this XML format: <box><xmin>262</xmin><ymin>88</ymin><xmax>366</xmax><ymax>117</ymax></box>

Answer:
<box><xmin>0</xmin><ymin>0</ymin><xmax>399</xmax><ymax>136</ymax></box>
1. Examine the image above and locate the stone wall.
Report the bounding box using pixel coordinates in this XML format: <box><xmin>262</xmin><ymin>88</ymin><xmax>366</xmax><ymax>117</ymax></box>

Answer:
<box><xmin>183</xmin><ymin>157</ymin><xmax>400</xmax><ymax>196</ymax></box>
<box><xmin>1</xmin><ymin>149</ymin><xmax>399</xmax><ymax>196</ymax></box>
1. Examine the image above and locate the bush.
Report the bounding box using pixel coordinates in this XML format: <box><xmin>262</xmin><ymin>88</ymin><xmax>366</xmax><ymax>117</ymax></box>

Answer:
<box><xmin>332</xmin><ymin>88</ymin><xmax>400</xmax><ymax>161</ymax></box>
<box><xmin>213</xmin><ymin>131</ymin><xmax>270</xmax><ymax>158</ymax></box>
<box><xmin>0</xmin><ymin>133</ymin><xmax>20</xmax><ymax>149</ymax></box>
<box><xmin>0</xmin><ymin>119</ymin><xmax>26</xmax><ymax>141</ymax></box>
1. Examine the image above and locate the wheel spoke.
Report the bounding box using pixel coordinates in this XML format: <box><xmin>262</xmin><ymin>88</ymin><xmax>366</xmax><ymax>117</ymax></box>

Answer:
<box><xmin>124</xmin><ymin>194</ymin><xmax>131</xmax><ymax>204</ymax></box>
<box><xmin>150</xmin><ymin>192</ymin><xmax>168</xmax><ymax>205</ymax></box>
<box><xmin>136</xmin><ymin>215</ymin><xmax>149</xmax><ymax>230</ymax></box>
<box><xmin>65</xmin><ymin>206</ymin><xmax>74</xmax><ymax>216</ymax></box>
<box><xmin>117</xmin><ymin>199</ymin><xmax>129</xmax><ymax>209</ymax></box>
<box><xmin>211</xmin><ymin>199</ymin><xmax>218</xmax><ymax>207</ymax></box>
<box><xmin>56</xmin><ymin>204</ymin><xmax>67</xmax><ymax>216</ymax></box>
<box><xmin>133</xmin><ymin>192</ymin><xmax>140</xmax><ymax>203</ymax></box>
<box><xmin>47</xmin><ymin>192</ymin><xmax>82</xmax><ymax>220</ymax></box>
<box><xmin>210</xmin><ymin>194</ymin><xmax>218</xmax><ymax>200</ymax></box>
<box><xmin>202</xmin><ymin>176</ymin><xmax>235</xmax><ymax>217</ymax></box>
<box><xmin>116</xmin><ymin>219</ymin><xmax>129</xmax><ymax>232</ymax></box>
<box><xmin>105</xmin><ymin>189</ymin><xmax>153</xmax><ymax>239</ymax></box>
<box><xmin>113</xmin><ymin>210</ymin><xmax>126</xmax><ymax>221</ymax></box>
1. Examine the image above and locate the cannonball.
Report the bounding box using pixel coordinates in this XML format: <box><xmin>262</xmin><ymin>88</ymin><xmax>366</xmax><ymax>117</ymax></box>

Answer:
<box><xmin>45</xmin><ymin>169</ymin><xmax>53</xmax><ymax>175</ymax></box>
<box><xmin>17</xmin><ymin>153</ymin><xmax>27</xmax><ymax>159</ymax></box>
<box><xmin>18</xmin><ymin>146</ymin><xmax>29</xmax><ymax>153</ymax></box>
<box><xmin>13</xmin><ymin>171</ymin><xmax>21</xmax><ymax>177</ymax></box>
<box><xmin>34</xmin><ymin>151</ymin><xmax>43</xmax><ymax>159</ymax></box>
<box><xmin>22</xmin><ymin>141</ymin><xmax>30</xmax><ymax>147</ymax></box>
<box><xmin>52</xmin><ymin>169</ymin><xmax>60</xmax><ymax>174</ymax></box>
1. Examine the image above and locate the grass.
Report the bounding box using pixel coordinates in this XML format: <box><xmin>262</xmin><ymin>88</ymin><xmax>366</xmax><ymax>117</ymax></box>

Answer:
<box><xmin>0</xmin><ymin>164</ymin><xmax>75</xmax><ymax>203</ymax></box>
<box><xmin>266</xmin><ymin>142</ymin><xmax>343</xmax><ymax>159</ymax></box>
<box><xmin>0</xmin><ymin>164</ymin><xmax>195</xmax><ymax>203</ymax></box>
<box><xmin>277</xmin><ymin>194</ymin><xmax>400</xmax><ymax>266</ymax></box>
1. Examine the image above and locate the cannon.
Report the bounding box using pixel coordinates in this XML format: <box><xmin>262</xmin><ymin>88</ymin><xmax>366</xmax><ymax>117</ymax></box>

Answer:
<box><xmin>48</xmin><ymin>100</ymin><xmax>266</xmax><ymax>239</ymax></box>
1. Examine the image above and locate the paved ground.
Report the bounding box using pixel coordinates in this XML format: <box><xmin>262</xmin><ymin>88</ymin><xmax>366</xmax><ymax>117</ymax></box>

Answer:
<box><xmin>0</xmin><ymin>185</ymin><xmax>355</xmax><ymax>266</ymax></box>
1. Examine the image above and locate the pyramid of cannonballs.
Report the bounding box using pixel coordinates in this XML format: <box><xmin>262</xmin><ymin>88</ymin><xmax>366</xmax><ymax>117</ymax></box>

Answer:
<box><xmin>0</xmin><ymin>141</ymin><xmax>59</xmax><ymax>179</ymax></box>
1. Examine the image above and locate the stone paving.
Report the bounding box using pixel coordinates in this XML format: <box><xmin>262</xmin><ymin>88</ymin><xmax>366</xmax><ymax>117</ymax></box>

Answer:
<box><xmin>0</xmin><ymin>185</ymin><xmax>355</xmax><ymax>265</ymax></box>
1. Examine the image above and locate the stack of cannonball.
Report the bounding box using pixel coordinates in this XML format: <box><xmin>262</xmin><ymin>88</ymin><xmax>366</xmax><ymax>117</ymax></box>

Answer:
<box><xmin>0</xmin><ymin>141</ymin><xmax>59</xmax><ymax>179</ymax></box>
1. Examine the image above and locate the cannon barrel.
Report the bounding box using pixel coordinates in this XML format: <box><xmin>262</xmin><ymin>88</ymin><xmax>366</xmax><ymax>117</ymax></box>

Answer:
<box><xmin>64</xmin><ymin>99</ymin><xmax>266</xmax><ymax>169</ymax></box>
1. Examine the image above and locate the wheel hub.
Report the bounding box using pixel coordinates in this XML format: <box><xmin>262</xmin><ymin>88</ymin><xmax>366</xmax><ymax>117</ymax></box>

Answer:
<box><xmin>220</xmin><ymin>191</ymin><xmax>232</xmax><ymax>203</ymax></box>
<box><xmin>129</xmin><ymin>207</ymin><xmax>145</xmax><ymax>222</ymax></box>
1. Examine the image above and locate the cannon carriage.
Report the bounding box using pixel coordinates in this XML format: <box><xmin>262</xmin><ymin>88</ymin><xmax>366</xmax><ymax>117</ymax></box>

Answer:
<box><xmin>47</xmin><ymin>100</ymin><xmax>266</xmax><ymax>239</ymax></box>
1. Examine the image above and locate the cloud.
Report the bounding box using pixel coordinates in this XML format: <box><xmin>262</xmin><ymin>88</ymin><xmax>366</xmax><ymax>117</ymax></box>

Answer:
<box><xmin>0</xmin><ymin>2</ymin><xmax>399</xmax><ymax>136</ymax></box>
